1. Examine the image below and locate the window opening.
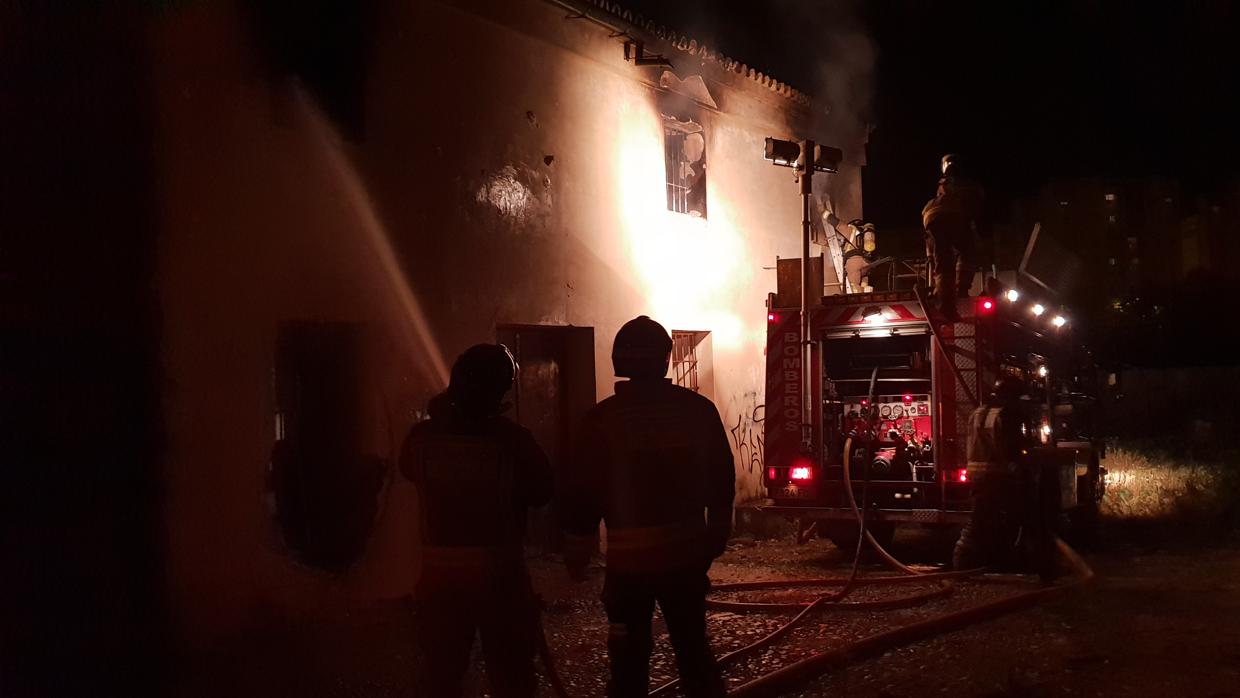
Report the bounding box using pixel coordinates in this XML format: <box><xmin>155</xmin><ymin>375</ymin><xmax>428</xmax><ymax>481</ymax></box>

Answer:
<box><xmin>671</xmin><ymin>331</ymin><xmax>703</xmax><ymax>392</ymax></box>
<box><xmin>663</xmin><ymin>117</ymin><xmax>707</xmax><ymax>218</ymax></box>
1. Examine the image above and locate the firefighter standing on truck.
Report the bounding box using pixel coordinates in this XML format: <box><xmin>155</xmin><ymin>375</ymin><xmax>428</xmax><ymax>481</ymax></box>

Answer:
<box><xmin>922</xmin><ymin>153</ymin><xmax>984</xmax><ymax>320</ymax></box>
<box><xmin>953</xmin><ymin>373</ymin><xmax>1043</xmax><ymax>572</ymax></box>
<box><xmin>559</xmin><ymin>316</ymin><xmax>734</xmax><ymax>698</ymax></box>
<box><xmin>400</xmin><ymin>344</ymin><xmax>552</xmax><ymax>698</ymax></box>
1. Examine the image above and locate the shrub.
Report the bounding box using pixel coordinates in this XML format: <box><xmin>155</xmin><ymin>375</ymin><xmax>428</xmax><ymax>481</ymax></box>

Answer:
<box><xmin>1101</xmin><ymin>440</ymin><xmax>1240</xmax><ymax>526</ymax></box>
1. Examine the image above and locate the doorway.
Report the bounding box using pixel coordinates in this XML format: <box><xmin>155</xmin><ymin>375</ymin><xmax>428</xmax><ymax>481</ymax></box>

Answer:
<box><xmin>496</xmin><ymin>325</ymin><xmax>595</xmax><ymax>553</ymax></box>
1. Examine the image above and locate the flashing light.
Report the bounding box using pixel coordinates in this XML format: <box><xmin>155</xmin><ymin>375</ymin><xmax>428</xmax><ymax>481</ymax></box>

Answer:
<box><xmin>790</xmin><ymin>466</ymin><xmax>812</xmax><ymax>480</ymax></box>
<box><xmin>979</xmin><ymin>297</ymin><xmax>995</xmax><ymax>313</ymax></box>
<box><xmin>1032</xmin><ymin>303</ymin><xmax>1046</xmax><ymax>316</ymax></box>
<box><xmin>862</xmin><ymin>305</ymin><xmax>885</xmax><ymax>324</ymax></box>
<box><xmin>768</xmin><ymin>312</ymin><xmax>778</xmax><ymax>323</ymax></box>
<box><xmin>767</xmin><ymin>467</ymin><xmax>777</xmax><ymax>480</ymax></box>
<box><xmin>1052</xmin><ymin>315</ymin><xmax>1067</xmax><ymax>328</ymax></box>
<box><xmin>1005</xmin><ymin>289</ymin><xmax>1020</xmax><ymax>302</ymax></box>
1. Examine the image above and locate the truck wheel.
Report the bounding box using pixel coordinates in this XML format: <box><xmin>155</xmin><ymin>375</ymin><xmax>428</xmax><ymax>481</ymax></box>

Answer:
<box><xmin>826</xmin><ymin>521</ymin><xmax>895</xmax><ymax>554</ymax></box>
<box><xmin>1068</xmin><ymin>455</ymin><xmax>1103</xmax><ymax>547</ymax></box>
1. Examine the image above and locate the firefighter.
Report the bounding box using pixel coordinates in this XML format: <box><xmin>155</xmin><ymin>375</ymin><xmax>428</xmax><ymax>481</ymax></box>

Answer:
<box><xmin>400</xmin><ymin>344</ymin><xmax>552</xmax><ymax>698</ymax></box>
<box><xmin>922</xmin><ymin>153</ymin><xmax>984</xmax><ymax>320</ymax></box>
<box><xmin>953</xmin><ymin>374</ymin><xmax>1048</xmax><ymax>573</ymax></box>
<box><xmin>559</xmin><ymin>316</ymin><xmax>734</xmax><ymax>698</ymax></box>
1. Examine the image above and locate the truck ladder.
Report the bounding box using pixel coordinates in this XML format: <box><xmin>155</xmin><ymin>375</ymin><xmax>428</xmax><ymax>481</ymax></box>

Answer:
<box><xmin>914</xmin><ymin>285</ymin><xmax>980</xmax><ymax>408</ymax></box>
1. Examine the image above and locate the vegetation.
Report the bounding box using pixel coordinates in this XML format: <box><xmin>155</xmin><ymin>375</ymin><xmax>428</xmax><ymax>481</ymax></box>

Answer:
<box><xmin>1101</xmin><ymin>439</ymin><xmax>1240</xmax><ymax>527</ymax></box>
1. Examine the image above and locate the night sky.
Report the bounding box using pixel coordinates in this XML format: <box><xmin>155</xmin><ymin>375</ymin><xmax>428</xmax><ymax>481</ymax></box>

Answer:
<box><xmin>622</xmin><ymin>0</ymin><xmax>1240</xmax><ymax>227</ymax></box>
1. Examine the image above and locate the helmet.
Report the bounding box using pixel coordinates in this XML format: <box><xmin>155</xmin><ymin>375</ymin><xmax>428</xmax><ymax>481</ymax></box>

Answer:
<box><xmin>612</xmin><ymin>315</ymin><xmax>673</xmax><ymax>378</ymax></box>
<box><xmin>941</xmin><ymin>153</ymin><xmax>972</xmax><ymax>179</ymax></box>
<box><xmin>448</xmin><ymin>343</ymin><xmax>517</xmax><ymax>415</ymax></box>
<box><xmin>992</xmin><ymin>374</ymin><xmax>1026</xmax><ymax>403</ymax></box>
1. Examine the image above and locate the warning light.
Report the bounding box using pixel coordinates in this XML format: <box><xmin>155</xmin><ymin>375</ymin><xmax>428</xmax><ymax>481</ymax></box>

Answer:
<box><xmin>862</xmin><ymin>306</ymin><xmax>886</xmax><ymax>324</ymax></box>
<box><xmin>767</xmin><ymin>467</ymin><xmax>777</xmax><ymax>480</ymax></box>
<box><xmin>790</xmin><ymin>466</ymin><xmax>812</xmax><ymax>480</ymax></box>
<box><xmin>979</xmin><ymin>297</ymin><xmax>995</xmax><ymax>313</ymax></box>
<box><xmin>768</xmin><ymin>312</ymin><xmax>778</xmax><ymax>323</ymax></box>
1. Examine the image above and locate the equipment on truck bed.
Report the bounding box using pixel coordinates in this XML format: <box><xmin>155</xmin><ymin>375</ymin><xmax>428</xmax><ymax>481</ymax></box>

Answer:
<box><xmin>761</xmin><ymin>277</ymin><xmax>1105</xmax><ymax>551</ymax></box>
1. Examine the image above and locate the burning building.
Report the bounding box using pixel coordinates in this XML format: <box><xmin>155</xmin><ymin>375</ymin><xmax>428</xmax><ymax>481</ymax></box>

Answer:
<box><xmin>6</xmin><ymin>0</ymin><xmax>867</xmax><ymax>675</ymax></box>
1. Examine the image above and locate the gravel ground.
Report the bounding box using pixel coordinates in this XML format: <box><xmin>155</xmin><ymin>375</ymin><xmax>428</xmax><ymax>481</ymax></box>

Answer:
<box><xmin>527</xmin><ymin>530</ymin><xmax>1042</xmax><ymax>697</ymax></box>
<box><xmin>176</xmin><ymin>525</ymin><xmax>1240</xmax><ymax>697</ymax></box>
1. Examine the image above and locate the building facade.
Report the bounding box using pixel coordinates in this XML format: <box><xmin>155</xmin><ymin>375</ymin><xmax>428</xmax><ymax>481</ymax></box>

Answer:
<box><xmin>150</xmin><ymin>0</ymin><xmax>866</xmax><ymax>643</ymax></box>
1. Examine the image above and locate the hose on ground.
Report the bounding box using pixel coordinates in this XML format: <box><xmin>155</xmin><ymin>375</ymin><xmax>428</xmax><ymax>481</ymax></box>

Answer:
<box><xmin>725</xmin><ymin>536</ymin><xmax>1095</xmax><ymax>697</ymax></box>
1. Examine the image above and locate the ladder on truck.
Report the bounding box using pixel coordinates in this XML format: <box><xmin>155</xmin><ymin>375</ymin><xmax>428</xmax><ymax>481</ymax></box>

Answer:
<box><xmin>914</xmin><ymin>286</ymin><xmax>982</xmax><ymax>449</ymax></box>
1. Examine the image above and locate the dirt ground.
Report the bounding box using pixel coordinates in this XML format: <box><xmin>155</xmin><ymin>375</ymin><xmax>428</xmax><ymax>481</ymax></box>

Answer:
<box><xmin>176</xmin><ymin>524</ymin><xmax>1240</xmax><ymax>697</ymax></box>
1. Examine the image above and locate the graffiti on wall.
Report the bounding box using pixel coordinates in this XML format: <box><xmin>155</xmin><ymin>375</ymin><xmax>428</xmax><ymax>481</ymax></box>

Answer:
<box><xmin>729</xmin><ymin>402</ymin><xmax>765</xmax><ymax>475</ymax></box>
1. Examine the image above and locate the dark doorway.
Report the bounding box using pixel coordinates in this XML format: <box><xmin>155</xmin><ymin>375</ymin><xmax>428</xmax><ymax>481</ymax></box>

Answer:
<box><xmin>270</xmin><ymin>322</ymin><xmax>385</xmax><ymax>572</ymax></box>
<box><xmin>496</xmin><ymin>325</ymin><xmax>596</xmax><ymax>553</ymax></box>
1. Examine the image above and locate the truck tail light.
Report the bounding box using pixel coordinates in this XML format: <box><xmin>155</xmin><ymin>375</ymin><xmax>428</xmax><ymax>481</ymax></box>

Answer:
<box><xmin>791</xmin><ymin>466</ymin><xmax>812</xmax><ymax>480</ymax></box>
<box><xmin>767</xmin><ymin>467</ymin><xmax>777</xmax><ymax>481</ymax></box>
<box><xmin>951</xmin><ymin>468</ymin><xmax>968</xmax><ymax>483</ymax></box>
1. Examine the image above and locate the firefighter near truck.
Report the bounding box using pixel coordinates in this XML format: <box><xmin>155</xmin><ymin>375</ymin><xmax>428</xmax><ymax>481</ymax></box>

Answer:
<box><xmin>760</xmin><ymin>282</ymin><xmax>1105</xmax><ymax>561</ymax></box>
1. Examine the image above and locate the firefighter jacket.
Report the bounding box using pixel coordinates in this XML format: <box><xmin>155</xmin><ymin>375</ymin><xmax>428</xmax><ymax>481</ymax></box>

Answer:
<box><xmin>965</xmin><ymin>403</ymin><xmax>1030</xmax><ymax>477</ymax></box>
<box><xmin>922</xmin><ymin>175</ymin><xmax>984</xmax><ymax>232</ymax></box>
<box><xmin>400</xmin><ymin>393</ymin><xmax>552</xmax><ymax>579</ymax></box>
<box><xmin>559</xmin><ymin>378</ymin><xmax>736</xmax><ymax>574</ymax></box>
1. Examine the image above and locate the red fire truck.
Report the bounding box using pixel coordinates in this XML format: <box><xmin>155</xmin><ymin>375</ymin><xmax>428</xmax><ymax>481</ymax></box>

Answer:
<box><xmin>761</xmin><ymin>281</ymin><xmax>1105</xmax><ymax>551</ymax></box>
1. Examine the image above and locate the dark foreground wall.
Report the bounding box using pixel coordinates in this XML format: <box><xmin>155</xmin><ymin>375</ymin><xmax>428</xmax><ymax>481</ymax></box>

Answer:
<box><xmin>0</xmin><ymin>4</ymin><xmax>166</xmax><ymax>696</ymax></box>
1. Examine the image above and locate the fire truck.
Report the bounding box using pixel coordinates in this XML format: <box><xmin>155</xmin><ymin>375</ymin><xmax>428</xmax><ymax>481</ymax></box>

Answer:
<box><xmin>761</xmin><ymin>278</ymin><xmax>1105</xmax><ymax>551</ymax></box>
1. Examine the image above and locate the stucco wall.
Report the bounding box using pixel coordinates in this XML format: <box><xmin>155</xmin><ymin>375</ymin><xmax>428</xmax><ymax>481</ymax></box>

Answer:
<box><xmin>152</xmin><ymin>0</ymin><xmax>864</xmax><ymax>642</ymax></box>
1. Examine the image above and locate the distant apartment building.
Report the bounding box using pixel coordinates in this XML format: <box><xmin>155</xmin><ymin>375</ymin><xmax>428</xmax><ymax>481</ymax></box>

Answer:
<box><xmin>1177</xmin><ymin>181</ymin><xmax>1240</xmax><ymax>282</ymax></box>
<box><xmin>1030</xmin><ymin>178</ymin><xmax>1181</xmax><ymax>303</ymax></box>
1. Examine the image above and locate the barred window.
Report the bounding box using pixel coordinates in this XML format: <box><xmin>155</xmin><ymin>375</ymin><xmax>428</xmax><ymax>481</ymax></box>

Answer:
<box><xmin>663</xmin><ymin>117</ymin><xmax>707</xmax><ymax>218</ymax></box>
<box><xmin>671</xmin><ymin>331</ymin><xmax>704</xmax><ymax>392</ymax></box>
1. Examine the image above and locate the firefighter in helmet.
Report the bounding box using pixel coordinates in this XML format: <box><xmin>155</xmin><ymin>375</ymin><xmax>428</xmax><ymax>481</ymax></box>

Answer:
<box><xmin>400</xmin><ymin>344</ymin><xmax>552</xmax><ymax>698</ymax></box>
<box><xmin>953</xmin><ymin>373</ymin><xmax>1046</xmax><ymax>572</ymax></box>
<box><xmin>559</xmin><ymin>316</ymin><xmax>734</xmax><ymax>698</ymax></box>
<box><xmin>922</xmin><ymin>153</ymin><xmax>984</xmax><ymax>320</ymax></box>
